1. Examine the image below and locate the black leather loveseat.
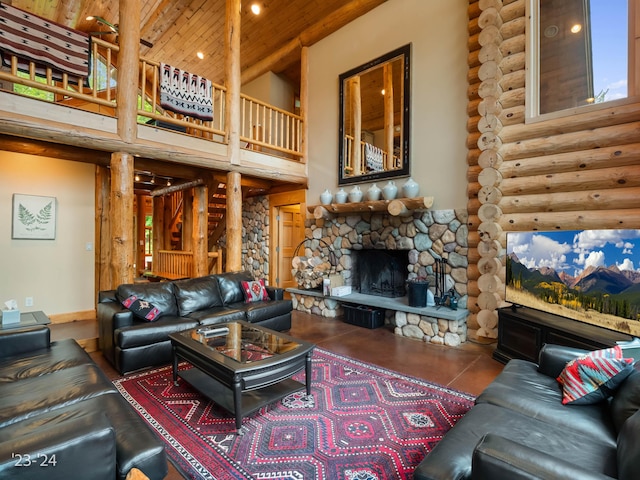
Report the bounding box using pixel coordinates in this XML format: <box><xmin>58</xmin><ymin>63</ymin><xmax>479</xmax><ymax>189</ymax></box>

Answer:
<box><xmin>0</xmin><ymin>325</ymin><xmax>167</xmax><ymax>480</ymax></box>
<box><xmin>414</xmin><ymin>344</ymin><xmax>640</xmax><ymax>480</ymax></box>
<box><xmin>98</xmin><ymin>271</ymin><xmax>292</xmax><ymax>375</ymax></box>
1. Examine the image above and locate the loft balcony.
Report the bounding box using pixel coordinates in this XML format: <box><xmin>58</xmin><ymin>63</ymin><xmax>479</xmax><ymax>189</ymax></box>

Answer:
<box><xmin>0</xmin><ymin>38</ymin><xmax>308</xmax><ymax>187</ymax></box>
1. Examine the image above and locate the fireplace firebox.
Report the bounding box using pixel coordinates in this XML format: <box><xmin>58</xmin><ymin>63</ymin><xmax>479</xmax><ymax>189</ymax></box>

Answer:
<box><xmin>353</xmin><ymin>250</ymin><xmax>408</xmax><ymax>297</ymax></box>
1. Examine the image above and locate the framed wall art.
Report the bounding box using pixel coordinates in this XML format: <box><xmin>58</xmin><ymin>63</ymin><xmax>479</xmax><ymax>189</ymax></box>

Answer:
<box><xmin>12</xmin><ymin>194</ymin><xmax>57</xmax><ymax>240</ymax></box>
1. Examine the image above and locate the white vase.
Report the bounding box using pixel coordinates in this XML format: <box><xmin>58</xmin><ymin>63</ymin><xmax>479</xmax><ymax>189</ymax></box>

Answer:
<box><xmin>334</xmin><ymin>188</ymin><xmax>348</xmax><ymax>204</ymax></box>
<box><xmin>382</xmin><ymin>180</ymin><xmax>397</xmax><ymax>200</ymax></box>
<box><xmin>320</xmin><ymin>189</ymin><xmax>333</xmax><ymax>205</ymax></box>
<box><xmin>402</xmin><ymin>177</ymin><xmax>420</xmax><ymax>198</ymax></box>
<box><xmin>348</xmin><ymin>185</ymin><xmax>363</xmax><ymax>203</ymax></box>
<box><xmin>366</xmin><ymin>183</ymin><xmax>381</xmax><ymax>201</ymax></box>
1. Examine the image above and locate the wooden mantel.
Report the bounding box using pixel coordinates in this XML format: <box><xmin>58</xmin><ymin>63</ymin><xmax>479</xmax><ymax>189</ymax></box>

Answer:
<box><xmin>308</xmin><ymin>196</ymin><xmax>434</xmax><ymax>218</ymax></box>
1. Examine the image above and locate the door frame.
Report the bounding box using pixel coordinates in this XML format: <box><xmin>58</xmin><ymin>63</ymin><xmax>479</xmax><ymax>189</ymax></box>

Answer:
<box><xmin>269</xmin><ymin>190</ymin><xmax>307</xmax><ymax>288</ymax></box>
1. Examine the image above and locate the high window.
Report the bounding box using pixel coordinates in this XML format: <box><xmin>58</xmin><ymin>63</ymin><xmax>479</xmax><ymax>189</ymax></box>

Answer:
<box><xmin>528</xmin><ymin>0</ymin><xmax>637</xmax><ymax>118</ymax></box>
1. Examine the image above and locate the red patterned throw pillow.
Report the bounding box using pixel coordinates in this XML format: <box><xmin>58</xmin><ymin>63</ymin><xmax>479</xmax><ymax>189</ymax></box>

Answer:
<box><xmin>122</xmin><ymin>295</ymin><xmax>162</xmax><ymax>322</ymax></box>
<box><xmin>557</xmin><ymin>345</ymin><xmax>634</xmax><ymax>405</ymax></box>
<box><xmin>241</xmin><ymin>279</ymin><xmax>269</xmax><ymax>303</ymax></box>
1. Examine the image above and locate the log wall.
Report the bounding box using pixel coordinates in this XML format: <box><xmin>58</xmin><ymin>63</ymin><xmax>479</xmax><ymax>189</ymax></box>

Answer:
<box><xmin>467</xmin><ymin>0</ymin><xmax>640</xmax><ymax>338</ymax></box>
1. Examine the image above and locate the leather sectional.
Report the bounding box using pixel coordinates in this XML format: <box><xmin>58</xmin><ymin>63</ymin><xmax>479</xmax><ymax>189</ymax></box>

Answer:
<box><xmin>98</xmin><ymin>271</ymin><xmax>292</xmax><ymax>375</ymax></box>
<box><xmin>414</xmin><ymin>344</ymin><xmax>640</xmax><ymax>480</ymax></box>
<box><xmin>0</xmin><ymin>325</ymin><xmax>167</xmax><ymax>480</ymax></box>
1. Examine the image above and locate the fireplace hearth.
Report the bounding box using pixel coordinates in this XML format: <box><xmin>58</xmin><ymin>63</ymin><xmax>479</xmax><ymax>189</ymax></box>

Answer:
<box><xmin>353</xmin><ymin>250</ymin><xmax>408</xmax><ymax>298</ymax></box>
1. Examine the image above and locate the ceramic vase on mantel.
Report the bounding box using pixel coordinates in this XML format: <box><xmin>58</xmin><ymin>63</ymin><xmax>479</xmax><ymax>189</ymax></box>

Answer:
<box><xmin>320</xmin><ymin>189</ymin><xmax>333</xmax><ymax>205</ymax></box>
<box><xmin>334</xmin><ymin>188</ymin><xmax>348</xmax><ymax>204</ymax></box>
<box><xmin>348</xmin><ymin>185</ymin><xmax>363</xmax><ymax>203</ymax></box>
<box><xmin>366</xmin><ymin>183</ymin><xmax>381</xmax><ymax>201</ymax></box>
<box><xmin>382</xmin><ymin>180</ymin><xmax>398</xmax><ymax>200</ymax></box>
<box><xmin>402</xmin><ymin>177</ymin><xmax>420</xmax><ymax>198</ymax></box>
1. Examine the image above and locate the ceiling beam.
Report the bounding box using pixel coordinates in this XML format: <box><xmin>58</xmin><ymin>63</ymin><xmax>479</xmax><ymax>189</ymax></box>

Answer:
<box><xmin>0</xmin><ymin>134</ymin><xmax>111</xmax><ymax>165</ymax></box>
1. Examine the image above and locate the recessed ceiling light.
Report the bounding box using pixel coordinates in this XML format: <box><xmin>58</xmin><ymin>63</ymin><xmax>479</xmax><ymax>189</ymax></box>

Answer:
<box><xmin>196</xmin><ymin>51</ymin><xmax>204</xmax><ymax>60</ymax></box>
<box><xmin>251</xmin><ymin>3</ymin><xmax>261</xmax><ymax>15</ymax></box>
<box><xmin>571</xmin><ymin>24</ymin><xmax>582</xmax><ymax>34</ymax></box>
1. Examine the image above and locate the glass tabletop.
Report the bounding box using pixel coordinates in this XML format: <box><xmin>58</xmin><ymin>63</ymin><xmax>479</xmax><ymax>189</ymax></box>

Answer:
<box><xmin>178</xmin><ymin>322</ymin><xmax>302</xmax><ymax>364</ymax></box>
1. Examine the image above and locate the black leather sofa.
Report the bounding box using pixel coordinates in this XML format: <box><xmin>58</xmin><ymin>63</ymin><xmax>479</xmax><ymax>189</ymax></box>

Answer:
<box><xmin>414</xmin><ymin>344</ymin><xmax>640</xmax><ymax>480</ymax></box>
<box><xmin>0</xmin><ymin>325</ymin><xmax>167</xmax><ymax>480</ymax></box>
<box><xmin>98</xmin><ymin>271</ymin><xmax>292</xmax><ymax>375</ymax></box>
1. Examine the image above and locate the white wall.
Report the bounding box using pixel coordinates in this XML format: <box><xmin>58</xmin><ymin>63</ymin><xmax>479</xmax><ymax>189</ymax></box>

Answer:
<box><xmin>0</xmin><ymin>152</ymin><xmax>95</xmax><ymax>316</ymax></box>
<box><xmin>307</xmin><ymin>0</ymin><xmax>469</xmax><ymax>210</ymax></box>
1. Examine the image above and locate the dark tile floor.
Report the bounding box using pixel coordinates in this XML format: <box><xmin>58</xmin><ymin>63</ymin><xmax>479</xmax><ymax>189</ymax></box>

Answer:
<box><xmin>52</xmin><ymin>311</ymin><xmax>505</xmax><ymax>479</ymax></box>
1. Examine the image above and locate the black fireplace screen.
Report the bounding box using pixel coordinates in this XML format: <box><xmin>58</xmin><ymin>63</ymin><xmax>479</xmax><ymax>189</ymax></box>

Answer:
<box><xmin>356</xmin><ymin>250</ymin><xmax>408</xmax><ymax>297</ymax></box>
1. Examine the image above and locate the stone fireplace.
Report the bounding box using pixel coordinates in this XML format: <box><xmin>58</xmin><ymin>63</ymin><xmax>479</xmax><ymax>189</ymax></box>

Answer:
<box><xmin>289</xmin><ymin>208</ymin><xmax>470</xmax><ymax>346</ymax></box>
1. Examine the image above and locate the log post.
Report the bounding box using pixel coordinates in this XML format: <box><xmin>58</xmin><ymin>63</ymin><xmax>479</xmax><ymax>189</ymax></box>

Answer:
<box><xmin>110</xmin><ymin>152</ymin><xmax>135</xmax><ymax>287</ymax></box>
<box><xmin>300</xmin><ymin>46</ymin><xmax>309</xmax><ymax>165</ymax></box>
<box><xmin>136</xmin><ymin>193</ymin><xmax>147</xmax><ymax>275</ymax></box>
<box><xmin>163</xmin><ymin>195</ymin><xmax>173</xmax><ymax>249</ymax></box>
<box><xmin>95</xmin><ymin>165</ymin><xmax>111</xmax><ymax>295</ymax></box>
<box><xmin>225</xmin><ymin>0</ymin><xmax>241</xmax><ymax>165</ymax></box>
<box><xmin>116</xmin><ymin>0</ymin><xmax>140</xmax><ymax>143</ymax></box>
<box><xmin>182</xmin><ymin>189</ymin><xmax>193</xmax><ymax>252</ymax></box>
<box><xmin>192</xmin><ymin>184</ymin><xmax>208</xmax><ymax>277</ymax></box>
<box><xmin>226</xmin><ymin>171</ymin><xmax>242</xmax><ymax>272</ymax></box>
<box><xmin>152</xmin><ymin>195</ymin><xmax>165</xmax><ymax>267</ymax></box>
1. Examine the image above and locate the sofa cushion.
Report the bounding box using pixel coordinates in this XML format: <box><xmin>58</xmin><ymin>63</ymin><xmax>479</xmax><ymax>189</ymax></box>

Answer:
<box><xmin>475</xmin><ymin>359</ymin><xmax>617</xmax><ymax>445</ymax></box>
<box><xmin>116</xmin><ymin>316</ymin><xmax>198</xmax><ymax>349</ymax></box>
<box><xmin>557</xmin><ymin>346</ymin><xmax>634</xmax><ymax>405</ymax></box>
<box><xmin>240</xmin><ymin>299</ymin><xmax>293</xmax><ymax>324</ymax></box>
<box><xmin>241</xmin><ymin>279</ymin><xmax>269</xmax><ymax>303</ymax></box>
<box><xmin>617</xmin><ymin>408</ymin><xmax>640</xmax><ymax>480</ymax></box>
<box><xmin>216</xmin><ymin>271</ymin><xmax>254</xmax><ymax>305</ymax></box>
<box><xmin>413</xmin><ymin>403</ymin><xmax>618</xmax><ymax>480</ymax></box>
<box><xmin>122</xmin><ymin>295</ymin><xmax>162</xmax><ymax>322</ymax></box>
<box><xmin>187</xmin><ymin>307</ymin><xmax>246</xmax><ymax>325</ymax></box>
<box><xmin>116</xmin><ymin>282</ymin><xmax>178</xmax><ymax>317</ymax></box>
<box><xmin>611</xmin><ymin>368</ymin><xmax>640</xmax><ymax>433</ymax></box>
<box><xmin>0</xmin><ymin>364</ymin><xmax>114</xmax><ymax>428</ymax></box>
<box><xmin>0</xmin><ymin>338</ymin><xmax>94</xmax><ymax>384</ymax></box>
<box><xmin>173</xmin><ymin>275</ymin><xmax>224</xmax><ymax>316</ymax></box>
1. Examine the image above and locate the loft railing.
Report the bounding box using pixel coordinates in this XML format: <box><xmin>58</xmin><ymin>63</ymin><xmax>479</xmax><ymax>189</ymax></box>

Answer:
<box><xmin>241</xmin><ymin>94</ymin><xmax>303</xmax><ymax>158</ymax></box>
<box><xmin>137</xmin><ymin>56</ymin><xmax>227</xmax><ymax>139</ymax></box>
<box><xmin>0</xmin><ymin>38</ymin><xmax>303</xmax><ymax>159</ymax></box>
<box><xmin>0</xmin><ymin>37</ymin><xmax>117</xmax><ymax>108</ymax></box>
<box><xmin>153</xmin><ymin>250</ymin><xmax>223</xmax><ymax>278</ymax></box>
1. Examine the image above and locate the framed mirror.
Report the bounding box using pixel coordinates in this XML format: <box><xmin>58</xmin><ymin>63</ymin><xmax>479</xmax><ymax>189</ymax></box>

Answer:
<box><xmin>338</xmin><ymin>44</ymin><xmax>411</xmax><ymax>185</ymax></box>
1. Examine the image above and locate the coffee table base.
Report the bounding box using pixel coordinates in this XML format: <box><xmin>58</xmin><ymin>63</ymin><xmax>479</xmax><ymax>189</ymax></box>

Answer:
<box><xmin>177</xmin><ymin>367</ymin><xmax>310</xmax><ymax>434</ymax></box>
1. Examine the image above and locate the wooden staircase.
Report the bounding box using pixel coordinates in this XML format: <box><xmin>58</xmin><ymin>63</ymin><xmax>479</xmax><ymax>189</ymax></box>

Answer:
<box><xmin>166</xmin><ymin>183</ymin><xmax>227</xmax><ymax>253</ymax></box>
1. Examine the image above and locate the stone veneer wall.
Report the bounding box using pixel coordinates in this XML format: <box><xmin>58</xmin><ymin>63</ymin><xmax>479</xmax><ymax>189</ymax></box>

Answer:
<box><xmin>292</xmin><ymin>208</ymin><xmax>470</xmax><ymax>346</ymax></box>
<box><xmin>303</xmin><ymin>209</ymin><xmax>469</xmax><ymax>294</ymax></box>
<box><xmin>241</xmin><ymin>196</ymin><xmax>269</xmax><ymax>280</ymax></box>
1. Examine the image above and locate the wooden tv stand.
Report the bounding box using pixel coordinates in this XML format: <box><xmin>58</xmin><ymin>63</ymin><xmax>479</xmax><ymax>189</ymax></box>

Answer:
<box><xmin>494</xmin><ymin>306</ymin><xmax>633</xmax><ymax>364</ymax></box>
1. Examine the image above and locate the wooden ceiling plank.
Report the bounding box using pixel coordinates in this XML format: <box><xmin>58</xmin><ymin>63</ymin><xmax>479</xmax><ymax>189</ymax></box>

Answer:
<box><xmin>241</xmin><ymin>0</ymin><xmax>388</xmax><ymax>84</ymax></box>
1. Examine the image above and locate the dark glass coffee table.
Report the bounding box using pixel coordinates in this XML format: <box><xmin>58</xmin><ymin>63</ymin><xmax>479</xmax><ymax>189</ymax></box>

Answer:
<box><xmin>169</xmin><ymin>321</ymin><xmax>315</xmax><ymax>434</ymax></box>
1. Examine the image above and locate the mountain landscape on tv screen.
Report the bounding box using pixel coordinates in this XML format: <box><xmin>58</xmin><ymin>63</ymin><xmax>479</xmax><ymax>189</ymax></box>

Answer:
<box><xmin>505</xmin><ymin>230</ymin><xmax>640</xmax><ymax>336</ymax></box>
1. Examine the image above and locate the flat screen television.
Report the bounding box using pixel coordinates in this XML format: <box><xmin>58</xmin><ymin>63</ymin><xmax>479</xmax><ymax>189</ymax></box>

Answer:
<box><xmin>505</xmin><ymin>229</ymin><xmax>640</xmax><ymax>337</ymax></box>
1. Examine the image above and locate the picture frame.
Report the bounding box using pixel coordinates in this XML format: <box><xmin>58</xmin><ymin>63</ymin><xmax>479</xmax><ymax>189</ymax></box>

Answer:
<box><xmin>12</xmin><ymin>194</ymin><xmax>57</xmax><ymax>240</ymax></box>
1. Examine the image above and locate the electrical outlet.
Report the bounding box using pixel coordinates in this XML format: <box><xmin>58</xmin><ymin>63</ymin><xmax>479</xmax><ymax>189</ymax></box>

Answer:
<box><xmin>25</xmin><ymin>297</ymin><xmax>33</xmax><ymax>307</ymax></box>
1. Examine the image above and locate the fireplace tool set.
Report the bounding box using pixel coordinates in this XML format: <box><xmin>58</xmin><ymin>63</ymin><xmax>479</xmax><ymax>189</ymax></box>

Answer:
<box><xmin>433</xmin><ymin>257</ymin><xmax>458</xmax><ymax>310</ymax></box>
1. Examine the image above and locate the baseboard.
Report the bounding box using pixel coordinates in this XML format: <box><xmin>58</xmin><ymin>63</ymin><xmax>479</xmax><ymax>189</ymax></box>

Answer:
<box><xmin>48</xmin><ymin>309</ymin><xmax>96</xmax><ymax>324</ymax></box>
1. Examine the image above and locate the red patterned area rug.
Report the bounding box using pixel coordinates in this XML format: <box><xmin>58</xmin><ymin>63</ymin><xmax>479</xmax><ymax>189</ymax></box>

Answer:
<box><xmin>114</xmin><ymin>348</ymin><xmax>474</xmax><ymax>480</ymax></box>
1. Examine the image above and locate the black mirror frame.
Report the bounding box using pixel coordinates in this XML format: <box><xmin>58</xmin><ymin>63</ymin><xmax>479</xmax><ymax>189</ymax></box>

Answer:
<box><xmin>338</xmin><ymin>43</ymin><xmax>411</xmax><ymax>186</ymax></box>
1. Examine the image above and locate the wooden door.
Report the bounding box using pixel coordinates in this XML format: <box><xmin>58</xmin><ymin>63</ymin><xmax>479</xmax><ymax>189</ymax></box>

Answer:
<box><xmin>275</xmin><ymin>204</ymin><xmax>304</xmax><ymax>289</ymax></box>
